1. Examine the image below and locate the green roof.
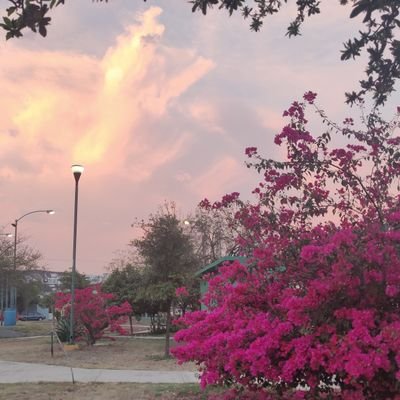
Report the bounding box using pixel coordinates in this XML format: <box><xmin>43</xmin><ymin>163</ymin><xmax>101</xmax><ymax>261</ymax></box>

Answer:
<box><xmin>195</xmin><ymin>256</ymin><xmax>248</xmax><ymax>277</ymax></box>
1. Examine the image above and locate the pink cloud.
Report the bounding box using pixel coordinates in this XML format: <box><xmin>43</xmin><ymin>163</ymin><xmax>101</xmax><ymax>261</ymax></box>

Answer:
<box><xmin>188</xmin><ymin>101</ymin><xmax>226</xmax><ymax>135</ymax></box>
<box><xmin>0</xmin><ymin>7</ymin><xmax>214</xmax><ymax>182</ymax></box>
<box><xmin>0</xmin><ymin>7</ymin><xmax>216</xmax><ymax>273</ymax></box>
<box><xmin>190</xmin><ymin>156</ymin><xmax>253</xmax><ymax>201</ymax></box>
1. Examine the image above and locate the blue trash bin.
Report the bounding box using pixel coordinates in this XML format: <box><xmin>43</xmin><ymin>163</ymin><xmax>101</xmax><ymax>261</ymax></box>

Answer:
<box><xmin>4</xmin><ymin>308</ymin><xmax>17</xmax><ymax>326</ymax></box>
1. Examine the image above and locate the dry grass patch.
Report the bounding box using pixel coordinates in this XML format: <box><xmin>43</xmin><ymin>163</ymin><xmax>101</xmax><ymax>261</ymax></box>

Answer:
<box><xmin>0</xmin><ymin>336</ymin><xmax>196</xmax><ymax>371</ymax></box>
<box><xmin>0</xmin><ymin>383</ymin><xmax>217</xmax><ymax>400</ymax></box>
<box><xmin>0</xmin><ymin>320</ymin><xmax>53</xmax><ymax>337</ymax></box>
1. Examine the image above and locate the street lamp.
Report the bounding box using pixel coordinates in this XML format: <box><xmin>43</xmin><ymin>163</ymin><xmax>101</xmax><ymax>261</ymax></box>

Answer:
<box><xmin>70</xmin><ymin>164</ymin><xmax>84</xmax><ymax>344</ymax></box>
<box><xmin>0</xmin><ymin>232</ymin><xmax>12</xmax><ymax>323</ymax></box>
<box><xmin>8</xmin><ymin>209</ymin><xmax>54</xmax><ymax>325</ymax></box>
<box><xmin>12</xmin><ymin>210</ymin><xmax>55</xmax><ymax>271</ymax></box>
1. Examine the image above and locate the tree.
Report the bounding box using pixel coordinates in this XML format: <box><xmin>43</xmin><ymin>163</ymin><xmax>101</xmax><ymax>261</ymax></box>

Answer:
<box><xmin>2</xmin><ymin>1</ymin><xmax>399</xmax><ymax>105</ymax></box>
<box><xmin>58</xmin><ymin>269</ymin><xmax>90</xmax><ymax>292</ymax></box>
<box><xmin>133</xmin><ymin>204</ymin><xmax>199</xmax><ymax>357</ymax></box>
<box><xmin>17</xmin><ymin>277</ymin><xmax>43</xmax><ymax>313</ymax></box>
<box><xmin>186</xmin><ymin>206</ymin><xmax>241</xmax><ymax>266</ymax></box>
<box><xmin>0</xmin><ymin>234</ymin><xmax>42</xmax><ymax>313</ymax></box>
<box><xmin>173</xmin><ymin>93</ymin><xmax>400</xmax><ymax>398</ymax></box>
<box><xmin>175</xmin><ymin>284</ymin><xmax>200</xmax><ymax>316</ymax></box>
<box><xmin>55</xmin><ymin>285</ymin><xmax>132</xmax><ymax>345</ymax></box>
<box><xmin>102</xmin><ymin>263</ymin><xmax>147</xmax><ymax>335</ymax></box>
<box><xmin>104</xmin><ymin>249</ymin><xmax>176</xmax><ymax>334</ymax></box>
<box><xmin>104</xmin><ymin>235</ymin><xmax>201</xmax><ymax>335</ymax></box>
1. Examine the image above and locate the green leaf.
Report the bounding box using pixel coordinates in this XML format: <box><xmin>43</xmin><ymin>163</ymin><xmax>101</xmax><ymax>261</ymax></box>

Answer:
<box><xmin>6</xmin><ymin>7</ymin><xmax>16</xmax><ymax>16</ymax></box>
<box><xmin>39</xmin><ymin>23</ymin><xmax>47</xmax><ymax>37</ymax></box>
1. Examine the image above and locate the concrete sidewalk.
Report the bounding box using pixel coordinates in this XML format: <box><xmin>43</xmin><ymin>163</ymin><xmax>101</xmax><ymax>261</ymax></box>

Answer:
<box><xmin>0</xmin><ymin>360</ymin><xmax>198</xmax><ymax>384</ymax></box>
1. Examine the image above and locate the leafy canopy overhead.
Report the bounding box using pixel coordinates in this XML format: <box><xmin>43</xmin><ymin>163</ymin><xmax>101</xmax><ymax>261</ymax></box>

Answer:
<box><xmin>1</xmin><ymin>0</ymin><xmax>399</xmax><ymax>106</ymax></box>
<box><xmin>194</xmin><ymin>0</ymin><xmax>400</xmax><ymax>106</ymax></box>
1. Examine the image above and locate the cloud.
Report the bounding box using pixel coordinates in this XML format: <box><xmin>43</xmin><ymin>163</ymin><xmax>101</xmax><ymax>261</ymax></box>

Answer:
<box><xmin>175</xmin><ymin>171</ymin><xmax>192</xmax><ymax>183</ymax></box>
<box><xmin>257</xmin><ymin>108</ymin><xmax>284</xmax><ymax>133</ymax></box>
<box><xmin>190</xmin><ymin>156</ymin><xmax>251</xmax><ymax>201</ymax></box>
<box><xmin>0</xmin><ymin>2</ymin><xmax>372</xmax><ymax>275</ymax></box>
<box><xmin>0</xmin><ymin>6</ymin><xmax>217</xmax><ymax>273</ymax></box>
<box><xmin>188</xmin><ymin>101</ymin><xmax>226</xmax><ymax>135</ymax></box>
<box><xmin>0</xmin><ymin>6</ymin><xmax>214</xmax><ymax>182</ymax></box>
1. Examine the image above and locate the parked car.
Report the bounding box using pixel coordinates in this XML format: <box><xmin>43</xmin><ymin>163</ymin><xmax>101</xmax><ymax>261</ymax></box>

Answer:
<box><xmin>18</xmin><ymin>312</ymin><xmax>46</xmax><ymax>321</ymax></box>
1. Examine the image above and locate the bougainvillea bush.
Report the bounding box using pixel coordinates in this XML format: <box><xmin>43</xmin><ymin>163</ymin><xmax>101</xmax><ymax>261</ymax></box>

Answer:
<box><xmin>173</xmin><ymin>94</ymin><xmax>400</xmax><ymax>399</ymax></box>
<box><xmin>55</xmin><ymin>285</ymin><xmax>132</xmax><ymax>345</ymax></box>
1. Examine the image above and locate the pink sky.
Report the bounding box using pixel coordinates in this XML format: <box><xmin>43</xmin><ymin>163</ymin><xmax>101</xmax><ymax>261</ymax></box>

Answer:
<box><xmin>0</xmin><ymin>1</ymin><xmax>397</xmax><ymax>274</ymax></box>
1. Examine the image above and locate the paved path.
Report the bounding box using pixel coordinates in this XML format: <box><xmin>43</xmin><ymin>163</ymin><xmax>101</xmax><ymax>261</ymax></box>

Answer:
<box><xmin>0</xmin><ymin>360</ymin><xmax>198</xmax><ymax>384</ymax></box>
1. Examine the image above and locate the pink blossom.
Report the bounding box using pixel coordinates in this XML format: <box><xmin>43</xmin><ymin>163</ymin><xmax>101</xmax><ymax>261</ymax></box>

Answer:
<box><xmin>303</xmin><ymin>91</ymin><xmax>317</xmax><ymax>104</ymax></box>
<box><xmin>172</xmin><ymin>95</ymin><xmax>400</xmax><ymax>399</ymax></box>
<box><xmin>245</xmin><ymin>147</ymin><xmax>258</xmax><ymax>157</ymax></box>
<box><xmin>176</xmin><ymin>286</ymin><xmax>190</xmax><ymax>297</ymax></box>
<box><xmin>385</xmin><ymin>285</ymin><xmax>399</xmax><ymax>297</ymax></box>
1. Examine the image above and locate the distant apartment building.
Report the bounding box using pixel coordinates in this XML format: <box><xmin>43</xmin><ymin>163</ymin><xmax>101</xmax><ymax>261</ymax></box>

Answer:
<box><xmin>26</xmin><ymin>269</ymin><xmax>109</xmax><ymax>293</ymax></box>
<box><xmin>42</xmin><ymin>271</ymin><xmax>63</xmax><ymax>292</ymax></box>
<box><xmin>87</xmin><ymin>273</ymin><xmax>109</xmax><ymax>285</ymax></box>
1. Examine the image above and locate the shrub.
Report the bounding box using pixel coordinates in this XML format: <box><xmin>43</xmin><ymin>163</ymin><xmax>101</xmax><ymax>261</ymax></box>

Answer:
<box><xmin>173</xmin><ymin>94</ymin><xmax>400</xmax><ymax>399</ymax></box>
<box><xmin>55</xmin><ymin>285</ymin><xmax>132</xmax><ymax>345</ymax></box>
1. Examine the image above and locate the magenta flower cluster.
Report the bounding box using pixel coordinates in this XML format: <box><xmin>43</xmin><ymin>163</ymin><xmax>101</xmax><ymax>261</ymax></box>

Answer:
<box><xmin>172</xmin><ymin>93</ymin><xmax>400</xmax><ymax>399</ymax></box>
<box><xmin>55</xmin><ymin>285</ymin><xmax>132</xmax><ymax>344</ymax></box>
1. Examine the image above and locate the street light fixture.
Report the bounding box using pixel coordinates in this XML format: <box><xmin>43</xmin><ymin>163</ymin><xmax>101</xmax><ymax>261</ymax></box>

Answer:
<box><xmin>70</xmin><ymin>164</ymin><xmax>84</xmax><ymax>344</ymax></box>
<box><xmin>0</xmin><ymin>233</ymin><xmax>12</xmax><ymax>237</ymax></box>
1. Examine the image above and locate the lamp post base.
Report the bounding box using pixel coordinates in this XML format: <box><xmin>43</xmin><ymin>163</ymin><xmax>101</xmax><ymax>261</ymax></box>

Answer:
<box><xmin>63</xmin><ymin>343</ymin><xmax>80</xmax><ymax>351</ymax></box>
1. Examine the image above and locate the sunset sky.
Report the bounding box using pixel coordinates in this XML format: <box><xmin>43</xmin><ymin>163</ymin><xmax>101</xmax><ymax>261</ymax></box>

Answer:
<box><xmin>0</xmin><ymin>1</ymin><xmax>398</xmax><ymax>274</ymax></box>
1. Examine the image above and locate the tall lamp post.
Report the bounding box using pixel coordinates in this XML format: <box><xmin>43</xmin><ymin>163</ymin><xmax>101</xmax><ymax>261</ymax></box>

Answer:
<box><xmin>70</xmin><ymin>164</ymin><xmax>84</xmax><ymax>344</ymax></box>
<box><xmin>9</xmin><ymin>209</ymin><xmax>55</xmax><ymax>325</ymax></box>
<box><xmin>0</xmin><ymin>233</ymin><xmax>12</xmax><ymax>325</ymax></box>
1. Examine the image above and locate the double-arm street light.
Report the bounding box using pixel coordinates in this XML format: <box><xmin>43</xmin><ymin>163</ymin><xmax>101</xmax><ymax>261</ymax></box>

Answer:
<box><xmin>70</xmin><ymin>164</ymin><xmax>84</xmax><ymax>344</ymax></box>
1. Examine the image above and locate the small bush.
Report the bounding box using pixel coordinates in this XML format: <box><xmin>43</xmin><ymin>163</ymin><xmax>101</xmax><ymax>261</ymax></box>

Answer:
<box><xmin>55</xmin><ymin>317</ymin><xmax>82</xmax><ymax>343</ymax></box>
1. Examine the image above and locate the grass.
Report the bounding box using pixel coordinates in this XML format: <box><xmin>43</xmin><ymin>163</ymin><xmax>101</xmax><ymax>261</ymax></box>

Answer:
<box><xmin>0</xmin><ymin>383</ymin><xmax>219</xmax><ymax>400</ymax></box>
<box><xmin>1</xmin><ymin>320</ymin><xmax>53</xmax><ymax>336</ymax></box>
<box><xmin>0</xmin><ymin>321</ymin><xmax>207</xmax><ymax>399</ymax></box>
<box><xmin>0</xmin><ymin>324</ymin><xmax>196</xmax><ymax>371</ymax></box>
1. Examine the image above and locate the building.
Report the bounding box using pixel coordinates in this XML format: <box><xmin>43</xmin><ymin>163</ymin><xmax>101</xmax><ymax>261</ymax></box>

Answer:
<box><xmin>195</xmin><ymin>256</ymin><xmax>248</xmax><ymax>309</ymax></box>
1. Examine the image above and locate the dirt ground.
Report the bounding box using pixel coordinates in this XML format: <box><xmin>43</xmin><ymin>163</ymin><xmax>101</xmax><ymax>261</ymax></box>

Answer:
<box><xmin>0</xmin><ymin>335</ymin><xmax>196</xmax><ymax>371</ymax></box>
<box><xmin>0</xmin><ymin>383</ymin><xmax>216</xmax><ymax>400</ymax></box>
<box><xmin>0</xmin><ymin>320</ymin><xmax>196</xmax><ymax>371</ymax></box>
<box><xmin>0</xmin><ymin>322</ymin><xmax>217</xmax><ymax>399</ymax></box>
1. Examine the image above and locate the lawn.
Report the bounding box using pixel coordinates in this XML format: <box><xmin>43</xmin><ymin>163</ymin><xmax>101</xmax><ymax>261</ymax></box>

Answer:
<box><xmin>0</xmin><ymin>320</ymin><xmax>196</xmax><ymax>371</ymax></box>
<box><xmin>0</xmin><ymin>383</ymin><xmax>218</xmax><ymax>400</ymax></box>
<box><xmin>0</xmin><ymin>320</ymin><xmax>53</xmax><ymax>337</ymax></box>
<box><xmin>0</xmin><ymin>334</ymin><xmax>196</xmax><ymax>371</ymax></box>
<box><xmin>0</xmin><ymin>322</ymin><xmax>222</xmax><ymax>399</ymax></box>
